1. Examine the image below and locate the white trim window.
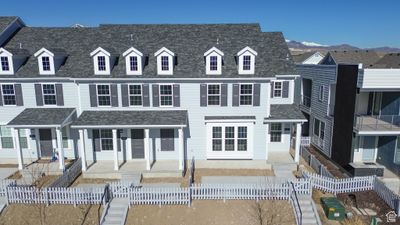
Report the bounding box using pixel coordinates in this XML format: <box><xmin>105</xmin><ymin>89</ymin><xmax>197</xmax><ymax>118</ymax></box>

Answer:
<box><xmin>1</xmin><ymin>84</ymin><xmax>16</xmax><ymax>106</ymax></box>
<box><xmin>159</xmin><ymin>84</ymin><xmax>173</xmax><ymax>107</ymax></box>
<box><xmin>42</xmin><ymin>56</ymin><xmax>51</xmax><ymax>71</ymax></box>
<box><xmin>42</xmin><ymin>84</ymin><xmax>57</xmax><ymax>105</ymax></box>
<box><xmin>273</xmin><ymin>81</ymin><xmax>282</xmax><ymax>97</ymax></box>
<box><xmin>210</xmin><ymin>56</ymin><xmax>218</xmax><ymax>71</ymax></box>
<box><xmin>155</xmin><ymin>47</ymin><xmax>174</xmax><ymax>75</ymax></box>
<box><xmin>90</xmin><ymin>47</ymin><xmax>111</xmax><ymax>75</ymax></box>
<box><xmin>211</xmin><ymin>127</ymin><xmax>222</xmax><ymax>151</ymax></box>
<box><xmin>97</xmin><ymin>56</ymin><xmax>106</xmax><ymax>71</ymax></box>
<box><xmin>204</xmin><ymin>47</ymin><xmax>223</xmax><ymax>75</ymax></box>
<box><xmin>129</xmin><ymin>56</ymin><xmax>138</xmax><ymax>72</ymax></box>
<box><xmin>0</xmin><ymin>56</ymin><xmax>10</xmax><ymax>71</ymax></box>
<box><xmin>161</xmin><ymin>56</ymin><xmax>169</xmax><ymax>71</ymax></box>
<box><xmin>242</xmin><ymin>55</ymin><xmax>251</xmax><ymax>71</ymax></box>
<box><xmin>319</xmin><ymin>85</ymin><xmax>324</xmax><ymax>102</ymax></box>
<box><xmin>313</xmin><ymin>118</ymin><xmax>325</xmax><ymax>140</ymax></box>
<box><xmin>34</xmin><ymin>48</ymin><xmax>56</xmax><ymax>75</ymax></box>
<box><xmin>100</xmin><ymin>129</ymin><xmax>113</xmax><ymax>151</ymax></box>
<box><xmin>270</xmin><ymin>123</ymin><xmax>282</xmax><ymax>142</ymax></box>
<box><xmin>207</xmin><ymin>84</ymin><xmax>220</xmax><ymax>106</ymax></box>
<box><xmin>129</xmin><ymin>84</ymin><xmax>142</xmax><ymax>106</ymax></box>
<box><xmin>0</xmin><ymin>126</ymin><xmax>13</xmax><ymax>149</ymax></box>
<box><xmin>394</xmin><ymin>136</ymin><xmax>400</xmax><ymax>164</ymax></box>
<box><xmin>237</xmin><ymin>47</ymin><xmax>257</xmax><ymax>74</ymax></box>
<box><xmin>97</xmin><ymin>84</ymin><xmax>111</xmax><ymax>106</ymax></box>
<box><xmin>239</xmin><ymin>84</ymin><xmax>253</xmax><ymax>105</ymax></box>
<box><xmin>123</xmin><ymin>47</ymin><xmax>143</xmax><ymax>75</ymax></box>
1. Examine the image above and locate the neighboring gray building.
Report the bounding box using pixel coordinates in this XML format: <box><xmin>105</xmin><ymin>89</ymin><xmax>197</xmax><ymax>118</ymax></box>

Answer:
<box><xmin>292</xmin><ymin>51</ymin><xmax>324</xmax><ymax>65</ymax></box>
<box><xmin>0</xmin><ymin>17</ymin><xmax>306</xmax><ymax>177</ymax></box>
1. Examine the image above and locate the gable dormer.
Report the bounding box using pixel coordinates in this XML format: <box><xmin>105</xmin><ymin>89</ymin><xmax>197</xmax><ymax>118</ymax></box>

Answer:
<box><xmin>0</xmin><ymin>48</ymin><xmax>14</xmax><ymax>75</ymax></box>
<box><xmin>204</xmin><ymin>47</ymin><xmax>224</xmax><ymax>75</ymax></box>
<box><xmin>90</xmin><ymin>47</ymin><xmax>117</xmax><ymax>75</ymax></box>
<box><xmin>122</xmin><ymin>47</ymin><xmax>144</xmax><ymax>75</ymax></box>
<box><xmin>154</xmin><ymin>47</ymin><xmax>174</xmax><ymax>75</ymax></box>
<box><xmin>34</xmin><ymin>48</ymin><xmax>67</xmax><ymax>75</ymax></box>
<box><xmin>237</xmin><ymin>46</ymin><xmax>257</xmax><ymax>74</ymax></box>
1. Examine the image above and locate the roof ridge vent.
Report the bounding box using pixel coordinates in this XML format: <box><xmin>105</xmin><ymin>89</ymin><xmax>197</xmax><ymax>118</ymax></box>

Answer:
<box><xmin>19</xmin><ymin>43</ymin><xmax>22</xmax><ymax>49</ymax></box>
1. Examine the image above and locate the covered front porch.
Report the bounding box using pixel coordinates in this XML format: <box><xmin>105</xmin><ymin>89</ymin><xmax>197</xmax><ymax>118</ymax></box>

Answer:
<box><xmin>7</xmin><ymin>108</ymin><xmax>77</xmax><ymax>171</ymax></box>
<box><xmin>71</xmin><ymin>110</ymin><xmax>188</xmax><ymax>176</ymax></box>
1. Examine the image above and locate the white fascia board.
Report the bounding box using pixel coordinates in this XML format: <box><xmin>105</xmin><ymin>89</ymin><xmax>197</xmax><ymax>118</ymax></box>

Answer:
<box><xmin>204</xmin><ymin>47</ymin><xmax>224</xmax><ymax>57</ymax></box>
<box><xmin>355</xmin><ymin>130</ymin><xmax>400</xmax><ymax>136</ymax></box>
<box><xmin>34</xmin><ymin>47</ymin><xmax>54</xmax><ymax>57</ymax></box>
<box><xmin>204</xmin><ymin>119</ymin><xmax>256</xmax><ymax>123</ymax></box>
<box><xmin>0</xmin><ymin>48</ymin><xmax>13</xmax><ymax>56</ymax></box>
<box><xmin>274</xmin><ymin>75</ymin><xmax>300</xmax><ymax>78</ymax></box>
<box><xmin>154</xmin><ymin>47</ymin><xmax>175</xmax><ymax>57</ymax></box>
<box><xmin>263</xmin><ymin>119</ymin><xmax>307</xmax><ymax>123</ymax></box>
<box><xmin>70</xmin><ymin>124</ymin><xmax>187</xmax><ymax>129</ymax></box>
<box><xmin>237</xmin><ymin>46</ymin><xmax>257</xmax><ymax>56</ymax></box>
<box><xmin>7</xmin><ymin>124</ymin><xmax>61</xmax><ymax>128</ymax></box>
<box><xmin>122</xmin><ymin>47</ymin><xmax>143</xmax><ymax>57</ymax></box>
<box><xmin>90</xmin><ymin>47</ymin><xmax>111</xmax><ymax>57</ymax></box>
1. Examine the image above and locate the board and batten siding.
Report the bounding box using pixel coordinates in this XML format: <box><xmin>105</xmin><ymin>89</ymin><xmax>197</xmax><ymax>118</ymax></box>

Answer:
<box><xmin>296</xmin><ymin>64</ymin><xmax>337</xmax><ymax>157</ymax></box>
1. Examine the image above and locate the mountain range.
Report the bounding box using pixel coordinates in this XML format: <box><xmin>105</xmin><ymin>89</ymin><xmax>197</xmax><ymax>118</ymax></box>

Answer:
<box><xmin>286</xmin><ymin>40</ymin><xmax>400</xmax><ymax>53</ymax></box>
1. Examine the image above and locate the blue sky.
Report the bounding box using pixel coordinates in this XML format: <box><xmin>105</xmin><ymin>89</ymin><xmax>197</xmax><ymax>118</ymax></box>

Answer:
<box><xmin>1</xmin><ymin>0</ymin><xmax>399</xmax><ymax>48</ymax></box>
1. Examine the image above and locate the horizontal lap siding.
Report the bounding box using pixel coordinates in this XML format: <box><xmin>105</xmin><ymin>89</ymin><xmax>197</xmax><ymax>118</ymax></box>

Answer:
<box><xmin>297</xmin><ymin>65</ymin><xmax>337</xmax><ymax>157</ymax></box>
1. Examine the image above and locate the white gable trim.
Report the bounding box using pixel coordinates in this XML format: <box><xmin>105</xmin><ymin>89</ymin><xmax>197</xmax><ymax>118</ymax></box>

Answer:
<box><xmin>90</xmin><ymin>47</ymin><xmax>111</xmax><ymax>57</ymax></box>
<box><xmin>0</xmin><ymin>48</ymin><xmax>13</xmax><ymax>57</ymax></box>
<box><xmin>154</xmin><ymin>47</ymin><xmax>175</xmax><ymax>57</ymax></box>
<box><xmin>34</xmin><ymin>48</ymin><xmax>55</xmax><ymax>57</ymax></box>
<box><xmin>123</xmin><ymin>47</ymin><xmax>143</xmax><ymax>75</ymax></box>
<box><xmin>34</xmin><ymin>48</ymin><xmax>55</xmax><ymax>75</ymax></box>
<box><xmin>0</xmin><ymin>48</ymin><xmax>14</xmax><ymax>75</ymax></box>
<box><xmin>204</xmin><ymin>47</ymin><xmax>224</xmax><ymax>57</ymax></box>
<box><xmin>237</xmin><ymin>46</ymin><xmax>257</xmax><ymax>56</ymax></box>
<box><xmin>237</xmin><ymin>47</ymin><xmax>257</xmax><ymax>75</ymax></box>
<box><xmin>122</xmin><ymin>47</ymin><xmax>143</xmax><ymax>57</ymax></box>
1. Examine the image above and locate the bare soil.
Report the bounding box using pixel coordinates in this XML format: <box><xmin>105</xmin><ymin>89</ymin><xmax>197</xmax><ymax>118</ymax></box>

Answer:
<box><xmin>126</xmin><ymin>200</ymin><xmax>295</xmax><ymax>225</ymax></box>
<box><xmin>306</xmin><ymin>146</ymin><xmax>347</xmax><ymax>178</ymax></box>
<box><xmin>7</xmin><ymin>171</ymin><xmax>22</xmax><ymax>180</ymax></box>
<box><xmin>0</xmin><ymin>204</ymin><xmax>100</xmax><ymax>225</ymax></box>
<box><xmin>70</xmin><ymin>176</ymin><xmax>119</xmax><ymax>187</ymax></box>
<box><xmin>0</xmin><ymin>164</ymin><xmax>17</xmax><ymax>168</ymax></box>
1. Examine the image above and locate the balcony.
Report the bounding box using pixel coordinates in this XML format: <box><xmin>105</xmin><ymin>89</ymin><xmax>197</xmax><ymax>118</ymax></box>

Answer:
<box><xmin>300</xmin><ymin>95</ymin><xmax>311</xmax><ymax>109</ymax></box>
<box><xmin>354</xmin><ymin>115</ymin><xmax>400</xmax><ymax>133</ymax></box>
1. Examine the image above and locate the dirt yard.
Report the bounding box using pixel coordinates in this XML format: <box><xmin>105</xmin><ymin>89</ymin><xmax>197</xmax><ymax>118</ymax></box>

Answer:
<box><xmin>70</xmin><ymin>176</ymin><xmax>119</xmax><ymax>187</ymax></box>
<box><xmin>126</xmin><ymin>200</ymin><xmax>295</xmax><ymax>225</ymax></box>
<box><xmin>0</xmin><ymin>204</ymin><xmax>100</xmax><ymax>225</ymax></box>
<box><xmin>33</xmin><ymin>175</ymin><xmax>60</xmax><ymax>188</ymax></box>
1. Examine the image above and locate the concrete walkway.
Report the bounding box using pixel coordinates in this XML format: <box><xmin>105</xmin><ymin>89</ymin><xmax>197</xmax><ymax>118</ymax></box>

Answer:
<box><xmin>272</xmin><ymin>163</ymin><xmax>297</xmax><ymax>179</ymax></box>
<box><xmin>0</xmin><ymin>197</ymin><xmax>6</xmax><ymax>215</ymax></box>
<box><xmin>0</xmin><ymin>168</ymin><xmax>17</xmax><ymax>180</ymax></box>
<box><xmin>201</xmin><ymin>176</ymin><xmax>291</xmax><ymax>185</ymax></box>
<box><xmin>101</xmin><ymin>198</ymin><xmax>129</xmax><ymax>225</ymax></box>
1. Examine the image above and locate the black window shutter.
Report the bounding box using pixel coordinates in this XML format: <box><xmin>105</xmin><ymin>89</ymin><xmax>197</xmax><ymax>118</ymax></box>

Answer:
<box><xmin>232</xmin><ymin>84</ymin><xmax>239</xmax><ymax>107</ymax></box>
<box><xmin>142</xmin><ymin>84</ymin><xmax>150</xmax><ymax>107</ymax></box>
<box><xmin>221</xmin><ymin>84</ymin><xmax>228</xmax><ymax>106</ymax></box>
<box><xmin>173</xmin><ymin>84</ymin><xmax>180</xmax><ymax>107</ymax></box>
<box><xmin>152</xmin><ymin>84</ymin><xmax>159</xmax><ymax>107</ymax></box>
<box><xmin>111</xmin><ymin>84</ymin><xmax>119</xmax><ymax>107</ymax></box>
<box><xmin>200</xmin><ymin>84</ymin><xmax>207</xmax><ymax>107</ymax></box>
<box><xmin>0</xmin><ymin>85</ymin><xmax>3</xmax><ymax>106</ymax></box>
<box><xmin>121</xmin><ymin>84</ymin><xmax>129</xmax><ymax>107</ymax></box>
<box><xmin>92</xmin><ymin>129</ymin><xmax>100</xmax><ymax>152</ymax></box>
<box><xmin>55</xmin><ymin>84</ymin><xmax>64</xmax><ymax>106</ymax></box>
<box><xmin>253</xmin><ymin>83</ymin><xmax>260</xmax><ymax>106</ymax></box>
<box><xmin>270</xmin><ymin>82</ymin><xmax>274</xmax><ymax>98</ymax></box>
<box><xmin>34</xmin><ymin>84</ymin><xmax>43</xmax><ymax>106</ymax></box>
<box><xmin>282</xmin><ymin>81</ymin><xmax>289</xmax><ymax>98</ymax></box>
<box><xmin>89</xmin><ymin>84</ymin><xmax>97</xmax><ymax>107</ymax></box>
<box><xmin>15</xmin><ymin>84</ymin><xmax>23</xmax><ymax>106</ymax></box>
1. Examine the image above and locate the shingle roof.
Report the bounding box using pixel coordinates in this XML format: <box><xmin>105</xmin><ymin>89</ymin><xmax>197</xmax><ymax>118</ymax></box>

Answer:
<box><xmin>0</xmin><ymin>17</ymin><xmax>17</xmax><ymax>33</ymax></box>
<box><xmin>292</xmin><ymin>52</ymin><xmax>317</xmax><ymax>63</ymax></box>
<box><xmin>371</xmin><ymin>53</ymin><xmax>400</xmax><ymax>68</ymax></box>
<box><xmin>7</xmin><ymin>108</ymin><xmax>76</xmax><ymax>127</ymax></box>
<box><xmin>265</xmin><ymin>104</ymin><xmax>306</xmax><ymax>121</ymax></box>
<box><xmin>321</xmin><ymin>50</ymin><xmax>380</xmax><ymax>68</ymax></box>
<box><xmin>71</xmin><ymin>110</ymin><xmax>188</xmax><ymax>127</ymax></box>
<box><xmin>3</xmin><ymin>23</ymin><xmax>295</xmax><ymax>78</ymax></box>
<box><xmin>204</xmin><ymin>116</ymin><xmax>256</xmax><ymax>120</ymax></box>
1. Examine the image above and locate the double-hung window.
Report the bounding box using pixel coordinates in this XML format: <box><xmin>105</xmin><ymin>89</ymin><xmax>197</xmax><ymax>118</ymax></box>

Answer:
<box><xmin>62</xmin><ymin>127</ymin><xmax>69</xmax><ymax>148</ymax></box>
<box><xmin>313</xmin><ymin>118</ymin><xmax>325</xmax><ymax>140</ymax></box>
<box><xmin>42</xmin><ymin>56</ymin><xmax>51</xmax><ymax>71</ymax></box>
<box><xmin>97</xmin><ymin>56</ymin><xmax>106</xmax><ymax>71</ymax></box>
<box><xmin>224</xmin><ymin>127</ymin><xmax>235</xmax><ymax>151</ymax></box>
<box><xmin>0</xmin><ymin>126</ymin><xmax>13</xmax><ymax>149</ymax></box>
<box><xmin>207</xmin><ymin>84</ymin><xmax>220</xmax><ymax>106</ymax></box>
<box><xmin>0</xmin><ymin>56</ymin><xmax>10</xmax><ymax>71</ymax></box>
<box><xmin>211</xmin><ymin>125</ymin><xmax>249</xmax><ymax>152</ymax></box>
<box><xmin>210</xmin><ymin>56</ymin><xmax>218</xmax><ymax>71</ymax></box>
<box><xmin>97</xmin><ymin>85</ymin><xmax>111</xmax><ymax>106</ymax></box>
<box><xmin>129</xmin><ymin>56</ymin><xmax>138</xmax><ymax>71</ymax></box>
<box><xmin>159</xmin><ymin>84</ymin><xmax>173</xmax><ymax>106</ymax></box>
<box><xmin>1</xmin><ymin>84</ymin><xmax>16</xmax><ymax>105</ymax></box>
<box><xmin>274</xmin><ymin>82</ymin><xmax>282</xmax><ymax>97</ymax></box>
<box><xmin>100</xmin><ymin>129</ymin><xmax>113</xmax><ymax>151</ymax></box>
<box><xmin>243</xmin><ymin>55</ymin><xmax>251</xmax><ymax>71</ymax></box>
<box><xmin>239</xmin><ymin>84</ymin><xmax>253</xmax><ymax>105</ymax></box>
<box><xmin>129</xmin><ymin>84</ymin><xmax>142</xmax><ymax>106</ymax></box>
<box><xmin>42</xmin><ymin>84</ymin><xmax>56</xmax><ymax>105</ymax></box>
<box><xmin>161</xmin><ymin>56</ymin><xmax>169</xmax><ymax>71</ymax></box>
<box><xmin>270</xmin><ymin>123</ymin><xmax>282</xmax><ymax>142</ymax></box>
<box><xmin>212</xmin><ymin>127</ymin><xmax>222</xmax><ymax>151</ymax></box>
<box><xmin>319</xmin><ymin>85</ymin><xmax>324</xmax><ymax>102</ymax></box>
<box><xmin>237</xmin><ymin>127</ymin><xmax>247</xmax><ymax>151</ymax></box>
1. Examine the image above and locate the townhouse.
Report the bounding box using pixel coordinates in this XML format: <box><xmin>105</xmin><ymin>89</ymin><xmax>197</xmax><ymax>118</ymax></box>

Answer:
<box><xmin>297</xmin><ymin>50</ymin><xmax>400</xmax><ymax>177</ymax></box>
<box><xmin>0</xmin><ymin>17</ymin><xmax>305</xmax><ymax>177</ymax></box>
<box><xmin>292</xmin><ymin>51</ymin><xmax>324</xmax><ymax>65</ymax></box>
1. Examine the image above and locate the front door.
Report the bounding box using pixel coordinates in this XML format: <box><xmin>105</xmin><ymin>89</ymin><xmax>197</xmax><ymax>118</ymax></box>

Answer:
<box><xmin>39</xmin><ymin>129</ymin><xmax>53</xmax><ymax>157</ymax></box>
<box><xmin>131</xmin><ymin>129</ymin><xmax>145</xmax><ymax>159</ymax></box>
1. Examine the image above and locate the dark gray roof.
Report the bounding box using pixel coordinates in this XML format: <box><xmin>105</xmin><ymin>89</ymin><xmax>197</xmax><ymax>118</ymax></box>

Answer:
<box><xmin>4</xmin><ymin>47</ymin><xmax>30</xmax><ymax>56</ymax></box>
<box><xmin>266</xmin><ymin>104</ymin><xmax>306</xmax><ymax>121</ymax></box>
<box><xmin>205</xmin><ymin>116</ymin><xmax>256</xmax><ymax>120</ymax></box>
<box><xmin>72</xmin><ymin>110</ymin><xmax>188</xmax><ymax>127</ymax></box>
<box><xmin>371</xmin><ymin>53</ymin><xmax>400</xmax><ymax>68</ymax></box>
<box><xmin>0</xmin><ymin>17</ymin><xmax>17</xmax><ymax>33</ymax></box>
<box><xmin>7</xmin><ymin>108</ymin><xmax>76</xmax><ymax>127</ymax></box>
<box><xmin>3</xmin><ymin>23</ymin><xmax>295</xmax><ymax>78</ymax></box>
<box><xmin>320</xmin><ymin>50</ymin><xmax>380</xmax><ymax>68</ymax></box>
<box><xmin>292</xmin><ymin>52</ymin><xmax>318</xmax><ymax>63</ymax></box>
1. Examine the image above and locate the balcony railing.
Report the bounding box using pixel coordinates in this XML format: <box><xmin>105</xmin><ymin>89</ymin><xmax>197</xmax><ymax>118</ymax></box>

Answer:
<box><xmin>354</xmin><ymin>114</ymin><xmax>400</xmax><ymax>132</ymax></box>
<box><xmin>301</xmin><ymin>95</ymin><xmax>311</xmax><ymax>108</ymax></box>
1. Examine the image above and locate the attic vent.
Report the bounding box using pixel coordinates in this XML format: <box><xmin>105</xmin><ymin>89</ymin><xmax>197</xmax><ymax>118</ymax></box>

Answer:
<box><xmin>19</xmin><ymin>43</ymin><xmax>22</xmax><ymax>49</ymax></box>
<box><xmin>130</xmin><ymin>34</ymin><xmax>134</xmax><ymax>41</ymax></box>
<box><xmin>216</xmin><ymin>38</ymin><xmax>219</xmax><ymax>45</ymax></box>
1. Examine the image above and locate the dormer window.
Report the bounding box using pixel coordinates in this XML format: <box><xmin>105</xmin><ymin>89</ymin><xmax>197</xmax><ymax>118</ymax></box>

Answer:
<box><xmin>154</xmin><ymin>47</ymin><xmax>174</xmax><ymax>75</ymax></box>
<box><xmin>237</xmin><ymin>47</ymin><xmax>257</xmax><ymax>75</ymax></box>
<box><xmin>34</xmin><ymin>48</ymin><xmax>58</xmax><ymax>75</ymax></box>
<box><xmin>97</xmin><ymin>56</ymin><xmax>106</xmax><ymax>71</ymax></box>
<box><xmin>90</xmin><ymin>47</ymin><xmax>116</xmax><ymax>75</ymax></box>
<box><xmin>42</xmin><ymin>56</ymin><xmax>51</xmax><ymax>71</ymax></box>
<box><xmin>0</xmin><ymin>48</ymin><xmax>14</xmax><ymax>75</ymax></box>
<box><xmin>204</xmin><ymin>47</ymin><xmax>224</xmax><ymax>75</ymax></box>
<box><xmin>1</xmin><ymin>56</ymin><xmax>10</xmax><ymax>71</ymax></box>
<box><xmin>122</xmin><ymin>47</ymin><xmax>143</xmax><ymax>75</ymax></box>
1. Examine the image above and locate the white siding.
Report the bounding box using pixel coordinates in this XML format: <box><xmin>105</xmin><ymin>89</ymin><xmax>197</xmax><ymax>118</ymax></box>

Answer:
<box><xmin>360</xmin><ymin>69</ymin><xmax>400</xmax><ymax>89</ymax></box>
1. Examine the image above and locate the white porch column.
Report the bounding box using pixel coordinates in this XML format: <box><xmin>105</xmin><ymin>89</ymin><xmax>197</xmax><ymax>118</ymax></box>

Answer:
<box><xmin>56</xmin><ymin>128</ymin><xmax>65</xmax><ymax>170</ymax></box>
<box><xmin>144</xmin><ymin>129</ymin><xmax>150</xmax><ymax>170</ymax></box>
<box><xmin>13</xmin><ymin>128</ymin><xmax>23</xmax><ymax>170</ymax></box>
<box><xmin>79</xmin><ymin>129</ymin><xmax>87</xmax><ymax>171</ymax></box>
<box><xmin>178</xmin><ymin>128</ymin><xmax>184</xmax><ymax>170</ymax></box>
<box><xmin>112</xmin><ymin>129</ymin><xmax>119</xmax><ymax>171</ymax></box>
<box><xmin>294</xmin><ymin>123</ymin><xmax>302</xmax><ymax>164</ymax></box>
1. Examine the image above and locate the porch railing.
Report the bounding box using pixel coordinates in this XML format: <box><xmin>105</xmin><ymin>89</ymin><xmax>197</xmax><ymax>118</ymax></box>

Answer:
<box><xmin>354</xmin><ymin>114</ymin><xmax>400</xmax><ymax>131</ymax></box>
<box><xmin>301</xmin><ymin>95</ymin><xmax>311</xmax><ymax>108</ymax></box>
<box><xmin>300</xmin><ymin>137</ymin><xmax>310</xmax><ymax>147</ymax></box>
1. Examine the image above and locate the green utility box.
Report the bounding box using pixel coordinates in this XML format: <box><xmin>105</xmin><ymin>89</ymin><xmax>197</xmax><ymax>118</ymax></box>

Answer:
<box><xmin>320</xmin><ymin>197</ymin><xmax>346</xmax><ymax>221</ymax></box>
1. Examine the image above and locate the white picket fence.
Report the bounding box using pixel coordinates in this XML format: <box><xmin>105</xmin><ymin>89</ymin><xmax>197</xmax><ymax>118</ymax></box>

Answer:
<box><xmin>374</xmin><ymin>178</ymin><xmax>400</xmax><ymax>211</ymax></box>
<box><xmin>0</xmin><ymin>179</ymin><xmax>16</xmax><ymax>196</ymax></box>
<box><xmin>49</xmin><ymin>158</ymin><xmax>82</xmax><ymax>187</ymax></box>
<box><xmin>301</xmin><ymin>146</ymin><xmax>335</xmax><ymax>178</ymax></box>
<box><xmin>128</xmin><ymin>186</ymin><xmax>190</xmax><ymax>205</ymax></box>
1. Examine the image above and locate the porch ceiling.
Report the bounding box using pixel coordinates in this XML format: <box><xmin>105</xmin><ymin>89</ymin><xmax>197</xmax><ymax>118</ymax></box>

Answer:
<box><xmin>71</xmin><ymin>110</ymin><xmax>188</xmax><ymax>129</ymax></box>
<box><xmin>7</xmin><ymin>108</ymin><xmax>76</xmax><ymax>128</ymax></box>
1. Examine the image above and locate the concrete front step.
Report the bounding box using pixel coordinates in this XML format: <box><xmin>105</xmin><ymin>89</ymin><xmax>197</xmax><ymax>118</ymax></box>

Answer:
<box><xmin>142</xmin><ymin>170</ymin><xmax>182</xmax><ymax>178</ymax></box>
<box><xmin>100</xmin><ymin>197</ymin><xmax>128</xmax><ymax>225</ymax></box>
